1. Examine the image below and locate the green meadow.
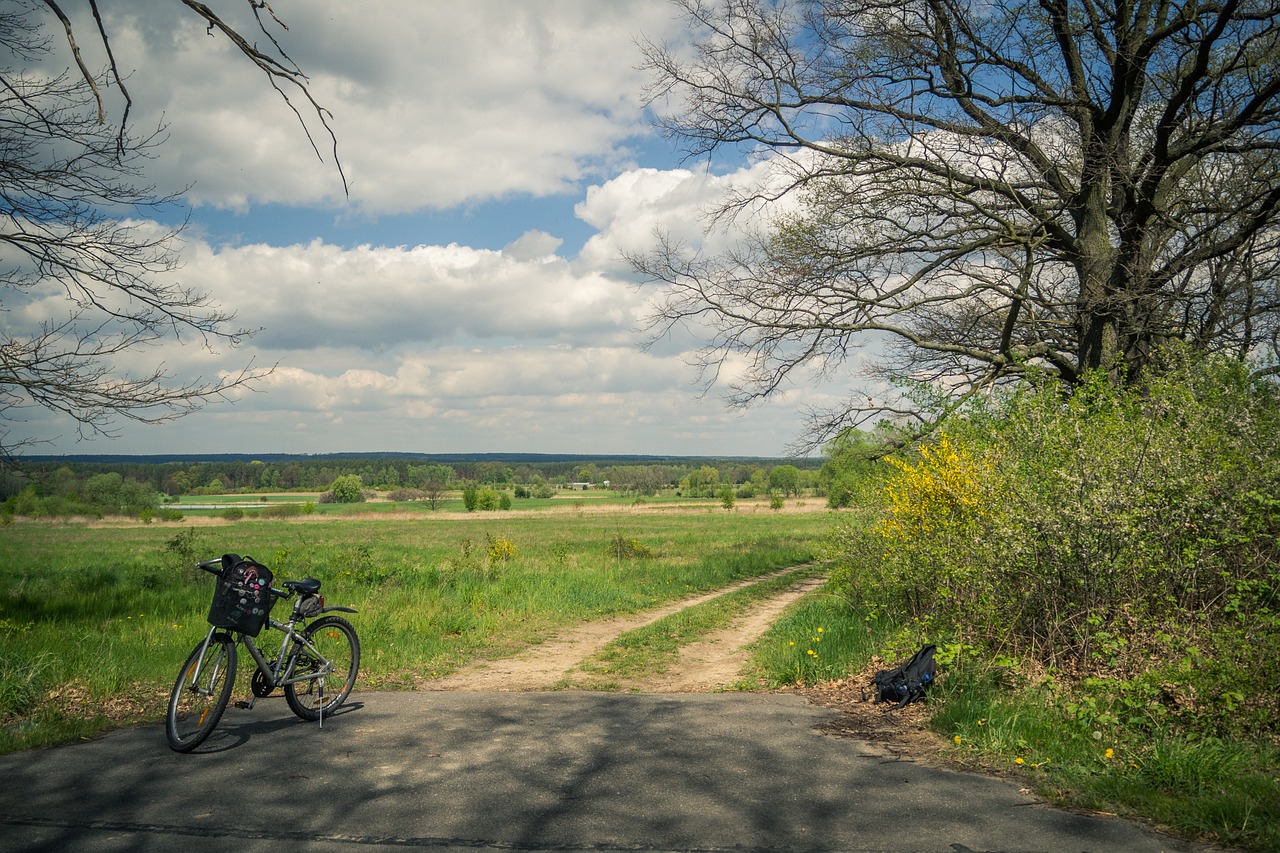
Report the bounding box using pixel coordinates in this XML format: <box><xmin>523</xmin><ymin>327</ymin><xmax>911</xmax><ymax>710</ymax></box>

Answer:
<box><xmin>0</xmin><ymin>501</ymin><xmax>834</xmax><ymax>752</ymax></box>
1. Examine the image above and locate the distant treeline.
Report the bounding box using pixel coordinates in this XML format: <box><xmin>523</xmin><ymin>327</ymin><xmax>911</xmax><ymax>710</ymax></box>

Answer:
<box><xmin>1</xmin><ymin>453</ymin><xmax>827</xmax><ymax>508</ymax></box>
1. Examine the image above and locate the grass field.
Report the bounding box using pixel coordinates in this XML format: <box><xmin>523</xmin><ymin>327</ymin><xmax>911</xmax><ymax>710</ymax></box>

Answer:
<box><xmin>0</xmin><ymin>499</ymin><xmax>838</xmax><ymax>752</ymax></box>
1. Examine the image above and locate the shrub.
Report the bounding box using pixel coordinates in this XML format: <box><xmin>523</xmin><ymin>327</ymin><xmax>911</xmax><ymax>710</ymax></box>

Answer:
<box><xmin>831</xmin><ymin>351</ymin><xmax>1280</xmax><ymax>738</ymax></box>
<box><xmin>327</xmin><ymin>474</ymin><xmax>366</xmax><ymax>504</ymax></box>
<box><xmin>609</xmin><ymin>533</ymin><xmax>653</xmax><ymax>560</ymax></box>
<box><xmin>486</xmin><ymin>534</ymin><xmax>517</xmax><ymax>562</ymax></box>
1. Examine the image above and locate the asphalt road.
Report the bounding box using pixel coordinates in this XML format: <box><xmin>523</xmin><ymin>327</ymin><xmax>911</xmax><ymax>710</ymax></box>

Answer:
<box><xmin>0</xmin><ymin>691</ymin><xmax>1214</xmax><ymax>853</ymax></box>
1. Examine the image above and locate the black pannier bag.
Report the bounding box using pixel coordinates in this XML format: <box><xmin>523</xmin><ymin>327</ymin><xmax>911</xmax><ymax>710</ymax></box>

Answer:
<box><xmin>206</xmin><ymin>553</ymin><xmax>274</xmax><ymax>636</ymax></box>
<box><xmin>866</xmin><ymin>644</ymin><xmax>938</xmax><ymax>708</ymax></box>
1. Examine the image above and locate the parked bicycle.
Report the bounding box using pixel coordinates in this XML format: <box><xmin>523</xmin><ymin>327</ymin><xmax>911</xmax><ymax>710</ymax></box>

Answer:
<box><xmin>166</xmin><ymin>553</ymin><xmax>361</xmax><ymax>752</ymax></box>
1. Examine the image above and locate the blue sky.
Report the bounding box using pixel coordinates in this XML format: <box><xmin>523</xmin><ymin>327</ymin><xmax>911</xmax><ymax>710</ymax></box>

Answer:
<box><xmin>9</xmin><ymin>0</ymin><xmax>856</xmax><ymax>459</ymax></box>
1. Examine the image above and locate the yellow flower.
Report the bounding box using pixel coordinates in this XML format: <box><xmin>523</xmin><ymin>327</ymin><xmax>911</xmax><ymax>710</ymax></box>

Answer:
<box><xmin>1015</xmin><ymin>757</ymin><xmax>1024</xmax><ymax>765</ymax></box>
<box><xmin>953</xmin><ymin>735</ymin><xmax>962</xmax><ymax>745</ymax></box>
<box><xmin>1104</xmin><ymin>748</ymin><xmax>1114</xmax><ymax>760</ymax></box>
<box><xmin>976</xmin><ymin>719</ymin><xmax>985</xmax><ymax>726</ymax></box>
<box><xmin>817</xmin><ymin>628</ymin><xmax>823</xmax><ymax>633</ymax></box>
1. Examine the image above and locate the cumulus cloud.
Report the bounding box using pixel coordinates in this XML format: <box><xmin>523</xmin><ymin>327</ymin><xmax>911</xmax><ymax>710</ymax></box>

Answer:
<box><xmin>86</xmin><ymin>1</ymin><xmax>686</xmax><ymax>215</ymax></box>
<box><xmin>574</xmin><ymin>160</ymin><xmax>794</xmax><ymax>274</ymax></box>
<box><xmin>10</xmin><ymin>3</ymin><xmax>855</xmax><ymax>457</ymax></box>
<box><xmin>167</xmin><ymin>236</ymin><xmax>645</xmax><ymax>353</ymax></box>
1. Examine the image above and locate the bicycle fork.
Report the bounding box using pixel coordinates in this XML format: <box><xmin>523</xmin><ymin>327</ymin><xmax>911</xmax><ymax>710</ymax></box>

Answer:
<box><xmin>185</xmin><ymin>627</ymin><xmax>225</xmax><ymax>698</ymax></box>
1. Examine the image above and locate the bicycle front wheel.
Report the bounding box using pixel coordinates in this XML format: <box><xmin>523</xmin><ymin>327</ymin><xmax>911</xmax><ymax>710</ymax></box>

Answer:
<box><xmin>166</xmin><ymin>633</ymin><xmax>236</xmax><ymax>752</ymax></box>
<box><xmin>285</xmin><ymin>616</ymin><xmax>360</xmax><ymax>721</ymax></box>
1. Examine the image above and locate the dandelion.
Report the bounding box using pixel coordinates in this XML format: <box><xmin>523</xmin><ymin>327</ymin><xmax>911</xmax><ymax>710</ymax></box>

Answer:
<box><xmin>1104</xmin><ymin>748</ymin><xmax>1114</xmax><ymax>760</ymax></box>
<box><xmin>817</xmin><ymin>628</ymin><xmax>824</xmax><ymax>633</ymax></box>
<box><xmin>976</xmin><ymin>719</ymin><xmax>985</xmax><ymax>726</ymax></box>
<box><xmin>1015</xmin><ymin>758</ymin><xmax>1024</xmax><ymax>765</ymax></box>
<box><xmin>953</xmin><ymin>735</ymin><xmax>962</xmax><ymax>745</ymax></box>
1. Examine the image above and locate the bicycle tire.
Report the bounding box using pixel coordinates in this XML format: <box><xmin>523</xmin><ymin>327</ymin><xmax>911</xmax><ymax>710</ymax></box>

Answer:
<box><xmin>284</xmin><ymin>615</ymin><xmax>360</xmax><ymax>721</ymax></box>
<box><xmin>166</xmin><ymin>634</ymin><xmax>237</xmax><ymax>752</ymax></box>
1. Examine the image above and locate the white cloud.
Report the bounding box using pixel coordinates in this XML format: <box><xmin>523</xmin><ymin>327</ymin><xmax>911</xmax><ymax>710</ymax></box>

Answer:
<box><xmin>166</xmin><ymin>235</ymin><xmax>646</xmax><ymax>353</ymax></box>
<box><xmin>8</xmin><ymin>3</ymin><xmax>861</xmax><ymax>458</ymax></box>
<box><xmin>574</xmin><ymin>160</ymin><xmax>792</xmax><ymax>274</ymax></box>
<box><xmin>89</xmin><ymin>1</ymin><xmax>687</xmax><ymax>215</ymax></box>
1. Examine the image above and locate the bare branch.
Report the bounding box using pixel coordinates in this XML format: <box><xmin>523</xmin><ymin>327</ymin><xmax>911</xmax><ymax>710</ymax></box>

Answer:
<box><xmin>635</xmin><ymin>0</ymin><xmax>1280</xmax><ymax>447</ymax></box>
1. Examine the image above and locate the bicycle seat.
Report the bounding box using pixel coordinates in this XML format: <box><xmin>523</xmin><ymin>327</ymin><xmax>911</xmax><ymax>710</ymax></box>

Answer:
<box><xmin>282</xmin><ymin>578</ymin><xmax>322</xmax><ymax>595</ymax></box>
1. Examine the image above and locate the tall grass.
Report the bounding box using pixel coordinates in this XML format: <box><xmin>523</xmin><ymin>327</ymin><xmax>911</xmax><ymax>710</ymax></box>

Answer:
<box><xmin>927</xmin><ymin>662</ymin><xmax>1280</xmax><ymax>853</ymax></box>
<box><xmin>749</xmin><ymin>594</ymin><xmax>886</xmax><ymax>687</ymax></box>
<box><xmin>0</xmin><ymin>506</ymin><xmax>831</xmax><ymax>752</ymax></box>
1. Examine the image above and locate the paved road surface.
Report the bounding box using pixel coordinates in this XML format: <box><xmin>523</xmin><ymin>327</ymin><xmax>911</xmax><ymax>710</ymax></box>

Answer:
<box><xmin>0</xmin><ymin>691</ymin><xmax>1213</xmax><ymax>853</ymax></box>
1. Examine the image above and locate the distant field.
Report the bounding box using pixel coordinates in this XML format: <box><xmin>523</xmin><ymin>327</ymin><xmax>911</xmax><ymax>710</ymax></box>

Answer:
<box><xmin>161</xmin><ymin>491</ymin><xmax>827</xmax><ymax>518</ymax></box>
<box><xmin>0</xmin><ymin>500</ymin><xmax>838</xmax><ymax>752</ymax></box>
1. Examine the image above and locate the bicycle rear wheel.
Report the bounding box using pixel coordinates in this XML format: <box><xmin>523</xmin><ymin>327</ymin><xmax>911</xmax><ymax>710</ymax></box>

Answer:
<box><xmin>285</xmin><ymin>616</ymin><xmax>360</xmax><ymax>721</ymax></box>
<box><xmin>166</xmin><ymin>633</ymin><xmax>236</xmax><ymax>752</ymax></box>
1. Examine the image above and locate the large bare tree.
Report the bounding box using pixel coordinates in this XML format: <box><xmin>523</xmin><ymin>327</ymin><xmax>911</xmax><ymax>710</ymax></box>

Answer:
<box><xmin>0</xmin><ymin>0</ymin><xmax>344</xmax><ymax>456</ymax></box>
<box><xmin>634</xmin><ymin>0</ymin><xmax>1280</xmax><ymax>448</ymax></box>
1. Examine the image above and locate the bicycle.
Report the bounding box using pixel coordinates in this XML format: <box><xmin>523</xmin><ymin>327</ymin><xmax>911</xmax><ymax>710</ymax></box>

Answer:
<box><xmin>166</xmin><ymin>553</ymin><xmax>361</xmax><ymax>752</ymax></box>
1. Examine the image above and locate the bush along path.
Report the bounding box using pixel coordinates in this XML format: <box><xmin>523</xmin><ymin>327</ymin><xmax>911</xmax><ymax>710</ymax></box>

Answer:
<box><xmin>425</xmin><ymin>564</ymin><xmax>825</xmax><ymax>692</ymax></box>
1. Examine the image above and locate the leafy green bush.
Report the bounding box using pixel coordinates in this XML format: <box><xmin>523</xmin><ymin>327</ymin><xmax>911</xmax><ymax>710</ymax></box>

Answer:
<box><xmin>830</xmin><ymin>352</ymin><xmax>1280</xmax><ymax>738</ymax></box>
<box><xmin>323</xmin><ymin>474</ymin><xmax>366</xmax><ymax>504</ymax></box>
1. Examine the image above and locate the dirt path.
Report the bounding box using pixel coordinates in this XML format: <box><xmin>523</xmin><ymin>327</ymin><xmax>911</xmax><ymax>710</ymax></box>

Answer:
<box><xmin>427</xmin><ymin>567</ymin><xmax>825</xmax><ymax>692</ymax></box>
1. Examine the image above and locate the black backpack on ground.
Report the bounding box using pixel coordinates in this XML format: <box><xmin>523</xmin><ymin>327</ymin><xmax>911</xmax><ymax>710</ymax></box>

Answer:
<box><xmin>865</xmin><ymin>644</ymin><xmax>938</xmax><ymax>708</ymax></box>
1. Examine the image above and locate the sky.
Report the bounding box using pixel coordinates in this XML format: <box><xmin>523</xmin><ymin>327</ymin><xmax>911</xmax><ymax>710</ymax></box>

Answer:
<box><xmin>10</xmin><ymin>0</ymin><xmax>859</xmax><ymax>459</ymax></box>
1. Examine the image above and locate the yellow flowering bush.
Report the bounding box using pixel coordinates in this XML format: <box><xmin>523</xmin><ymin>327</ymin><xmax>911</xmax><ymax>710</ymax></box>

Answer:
<box><xmin>878</xmin><ymin>431</ymin><xmax>998</xmax><ymax>543</ymax></box>
<box><xmin>486</xmin><ymin>535</ymin><xmax>517</xmax><ymax>562</ymax></box>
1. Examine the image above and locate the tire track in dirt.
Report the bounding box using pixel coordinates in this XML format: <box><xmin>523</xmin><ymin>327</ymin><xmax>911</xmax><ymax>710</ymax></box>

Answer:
<box><xmin>426</xmin><ymin>566</ymin><xmax>824</xmax><ymax>692</ymax></box>
<box><xmin>634</xmin><ymin>572</ymin><xmax>827</xmax><ymax>692</ymax></box>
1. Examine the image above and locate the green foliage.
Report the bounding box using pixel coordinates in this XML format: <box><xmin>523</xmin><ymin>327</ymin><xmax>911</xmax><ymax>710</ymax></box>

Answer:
<box><xmin>828</xmin><ymin>351</ymin><xmax>1280</xmax><ymax>740</ymax></box>
<box><xmin>1</xmin><ymin>471</ymin><xmax>160</xmax><ymax>519</ymax></box>
<box><xmin>679</xmin><ymin>465</ymin><xmax>721</xmax><ymax>497</ymax></box>
<box><xmin>326</xmin><ymin>474</ymin><xmax>366</xmax><ymax>504</ymax></box>
<box><xmin>767</xmin><ymin>464</ymin><xmax>800</xmax><ymax>496</ymax></box>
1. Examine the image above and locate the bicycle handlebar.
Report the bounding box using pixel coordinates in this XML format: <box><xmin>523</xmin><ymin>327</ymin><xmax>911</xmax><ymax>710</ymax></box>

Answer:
<box><xmin>196</xmin><ymin>557</ymin><xmax>290</xmax><ymax>599</ymax></box>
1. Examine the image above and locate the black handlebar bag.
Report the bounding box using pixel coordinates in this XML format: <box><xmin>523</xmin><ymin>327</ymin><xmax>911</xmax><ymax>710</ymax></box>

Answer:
<box><xmin>206</xmin><ymin>554</ymin><xmax>274</xmax><ymax>636</ymax></box>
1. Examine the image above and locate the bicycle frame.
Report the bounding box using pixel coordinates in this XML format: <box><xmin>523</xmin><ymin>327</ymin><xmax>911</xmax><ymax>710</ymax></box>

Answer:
<box><xmin>184</xmin><ymin>615</ymin><xmax>332</xmax><ymax>704</ymax></box>
<box><xmin>242</xmin><ymin>614</ymin><xmax>334</xmax><ymax>692</ymax></box>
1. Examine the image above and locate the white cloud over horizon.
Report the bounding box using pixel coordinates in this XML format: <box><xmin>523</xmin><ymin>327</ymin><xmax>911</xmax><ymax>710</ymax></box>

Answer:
<box><xmin>5</xmin><ymin>1</ymin><xmax>853</xmax><ymax>459</ymax></box>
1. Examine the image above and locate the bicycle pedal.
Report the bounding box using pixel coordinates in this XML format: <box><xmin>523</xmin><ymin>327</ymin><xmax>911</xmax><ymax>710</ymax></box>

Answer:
<box><xmin>234</xmin><ymin>701</ymin><xmax>252</xmax><ymax>709</ymax></box>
